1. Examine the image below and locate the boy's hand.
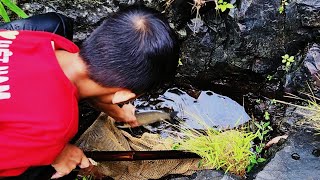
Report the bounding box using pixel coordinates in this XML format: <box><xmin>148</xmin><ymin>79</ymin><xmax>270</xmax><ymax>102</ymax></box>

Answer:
<box><xmin>51</xmin><ymin>144</ymin><xmax>90</xmax><ymax>179</ymax></box>
<box><xmin>89</xmin><ymin>99</ymin><xmax>139</xmax><ymax>127</ymax></box>
<box><xmin>120</xmin><ymin>103</ymin><xmax>139</xmax><ymax>127</ymax></box>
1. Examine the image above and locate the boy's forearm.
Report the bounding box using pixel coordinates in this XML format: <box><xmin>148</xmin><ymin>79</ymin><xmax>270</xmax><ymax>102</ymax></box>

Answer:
<box><xmin>87</xmin><ymin>100</ymin><xmax>137</xmax><ymax>124</ymax></box>
<box><xmin>96</xmin><ymin>103</ymin><xmax>125</xmax><ymax>120</ymax></box>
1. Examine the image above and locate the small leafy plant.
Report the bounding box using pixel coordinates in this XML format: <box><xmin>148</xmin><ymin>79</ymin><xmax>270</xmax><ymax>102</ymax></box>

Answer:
<box><xmin>178</xmin><ymin>58</ymin><xmax>183</xmax><ymax>66</ymax></box>
<box><xmin>263</xmin><ymin>111</ymin><xmax>270</xmax><ymax>120</ymax></box>
<box><xmin>266</xmin><ymin>75</ymin><xmax>273</xmax><ymax>81</ymax></box>
<box><xmin>270</xmin><ymin>99</ymin><xmax>276</xmax><ymax>104</ymax></box>
<box><xmin>0</xmin><ymin>0</ymin><xmax>28</xmax><ymax>22</ymax></box>
<box><xmin>281</xmin><ymin>54</ymin><xmax>295</xmax><ymax>71</ymax></box>
<box><xmin>216</xmin><ymin>0</ymin><xmax>234</xmax><ymax>12</ymax></box>
<box><xmin>254</xmin><ymin>121</ymin><xmax>273</xmax><ymax>143</ymax></box>
<box><xmin>279</xmin><ymin>0</ymin><xmax>288</xmax><ymax>14</ymax></box>
<box><xmin>247</xmin><ymin>121</ymin><xmax>272</xmax><ymax>172</ymax></box>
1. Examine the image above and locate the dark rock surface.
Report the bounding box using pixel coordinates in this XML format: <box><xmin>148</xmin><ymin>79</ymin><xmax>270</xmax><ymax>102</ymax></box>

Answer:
<box><xmin>255</xmin><ymin>129</ymin><xmax>320</xmax><ymax>180</ymax></box>
<box><xmin>176</xmin><ymin>0</ymin><xmax>320</xmax><ymax>97</ymax></box>
<box><xmin>20</xmin><ymin>0</ymin><xmax>119</xmax><ymax>44</ymax></box>
<box><xmin>18</xmin><ymin>0</ymin><xmax>320</xmax><ymax>97</ymax></box>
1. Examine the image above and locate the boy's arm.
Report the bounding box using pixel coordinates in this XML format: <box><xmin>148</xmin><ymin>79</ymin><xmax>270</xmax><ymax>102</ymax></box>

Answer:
<box><xmin>51</xmin><ymin>144</ymin><xmax>90</xmax><ymax>179</ymax></box>
<box><xmin>88</xmin><ymin>100</ymin><xmax>139</xmax><ymax>127</ymax></box>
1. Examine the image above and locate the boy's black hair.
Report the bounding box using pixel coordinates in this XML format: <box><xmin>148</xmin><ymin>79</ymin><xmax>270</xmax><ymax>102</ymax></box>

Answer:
<box><xmin>79</xmin><ymin>5</ymin><xmax>179</xmax><ymax>95</ymax></box>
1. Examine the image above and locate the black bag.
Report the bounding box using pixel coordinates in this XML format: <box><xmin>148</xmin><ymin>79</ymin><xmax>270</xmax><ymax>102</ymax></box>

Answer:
<box><xmin>0</xmin><ymin>12</ymin><xmax>73</xmax><ymax>40</ymax></box>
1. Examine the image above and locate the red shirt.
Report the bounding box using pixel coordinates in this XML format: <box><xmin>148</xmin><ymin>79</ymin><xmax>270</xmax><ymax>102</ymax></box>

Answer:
<box><xmin>0</xmin><ymin>30</ymin><xmax>80</xmax><ymax>176</ymax></box>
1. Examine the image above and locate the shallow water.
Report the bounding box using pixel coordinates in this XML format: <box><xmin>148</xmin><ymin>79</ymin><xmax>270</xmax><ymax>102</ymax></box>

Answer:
<box><xmin>134</xmin><ymin>87</ymin><xmax>251</xmax><ymax>130</ymax></box>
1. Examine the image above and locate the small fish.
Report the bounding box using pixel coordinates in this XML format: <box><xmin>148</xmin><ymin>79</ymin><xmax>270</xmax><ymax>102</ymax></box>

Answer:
<box><xmin>117</xmin><ymin>110</ymin><xmax>177</xmax><ymax>128</ymax></box>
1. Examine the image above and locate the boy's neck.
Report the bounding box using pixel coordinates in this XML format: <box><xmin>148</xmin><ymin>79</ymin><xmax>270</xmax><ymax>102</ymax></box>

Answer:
<box><xmin>54</xmin><ymin>50</ymin><xmax>120</xmax><ymax>100</ymax></box>
<box><xmin>55</xmin><ymin>50</ymin><xmax>91</xmax><ymax>98</ymax></box>
<box><xmin>55</xmin><ymin>50</ymin><xmax>86</xmax><ymax>83</ymax></box>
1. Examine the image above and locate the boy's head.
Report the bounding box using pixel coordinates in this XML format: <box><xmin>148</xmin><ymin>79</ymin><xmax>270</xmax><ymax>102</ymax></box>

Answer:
<box><xmin>80</xmin><ymin>5</ymin><xmax>179</xmax><ymax>95</ymax></box>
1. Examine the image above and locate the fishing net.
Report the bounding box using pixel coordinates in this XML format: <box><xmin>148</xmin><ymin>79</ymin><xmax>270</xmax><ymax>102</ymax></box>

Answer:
<box><xmin>75</xmin><ymin>113</ymin><xmax>208</xmax><ymax>180</ymax></box>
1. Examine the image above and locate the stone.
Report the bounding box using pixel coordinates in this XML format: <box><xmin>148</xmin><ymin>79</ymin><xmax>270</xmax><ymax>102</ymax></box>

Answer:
<box><xmin>255</xmin><ymin>130</ymin><xmax>320</xmax><ymax>180</ymax></box>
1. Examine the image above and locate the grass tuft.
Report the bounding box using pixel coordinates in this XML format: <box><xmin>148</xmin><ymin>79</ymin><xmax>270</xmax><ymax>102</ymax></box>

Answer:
<box><xmin>168</xmin><ymin>111</ymin><xmax>257</xmax><ymax>177</ymax></box>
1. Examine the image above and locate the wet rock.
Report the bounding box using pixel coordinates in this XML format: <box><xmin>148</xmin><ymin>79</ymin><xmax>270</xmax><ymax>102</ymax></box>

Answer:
<box><xmin>304</xmin><ymin>44</ymin><xmax>320</xmax><ymax>75</ymax></box>
<box><xmin>276</xmin><ymin>105</ymin><xmax>312</xmax><ymax>134</ymax></box>
<box><xmin>304</xmin><ymin>44</ymin><xmax>320</xmax><ymax>86</ymax></box>
<box><xmin>296</xmin><ymin>0</ymin><xmax>320</xmax><ymax>27</ymax></box>
<box><xmin>176</xmin><ymin>0</ymin><xmax>320</xmax><ymax>96</ymax></box>
<box><xmin>255</xmin><ymin>130</ymin><xmax>320</xmax><ymax>180</ymax></box>
<box><xmin>283</xmin><ymin>43</ymin><xmax>320</xmax><ymax>93</ymax></box>
<box><xmin>20</xmin><ymin>0</ymin><xmax>118</xmax><ymax>44</ymax></box>
<box><xmin>277</xmin><ymin>92</ymin><xmax>320</xmax><ymax>134</ymax></box>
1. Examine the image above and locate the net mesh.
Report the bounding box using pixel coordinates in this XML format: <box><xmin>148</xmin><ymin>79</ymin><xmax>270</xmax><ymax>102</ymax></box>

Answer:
<box><xmin>75</xmin><ymin>113</ymin><xmax>208</xmax><ymax>180</ymax></box>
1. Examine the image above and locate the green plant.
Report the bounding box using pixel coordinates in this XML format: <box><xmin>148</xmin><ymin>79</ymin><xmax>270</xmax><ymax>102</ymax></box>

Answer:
<box><xmin>266</xmin><ymin>75</ymin><xmax>273</xmax><ymax>81</ymax></box>
<box><xmin>246</xmin><ymin>121</ymin><xmax>272</xmax><ymax>172</ymax></box>
<box><xmin>279</xmin><ymin>0</ymin><xmax>288</xmax><ymax>14</ymax></box>
<box><xmin>0</xmin><ymin>0</ymin><xmax>28</xmax><ymax>22</ymax></box>
<box><xmin>254</xmin><ymin>121</ymin><xmax>273</xmax><ymax>142</ymax></box>
<box><xmin>281</xmin><ymin>54</ymin><xmax>295</xmax><ymax>71</ymax></box>
<box><xmin>173</xmin><ymin>128</ymin><xmax>257</xmax><ymax>176</ymax></box>
<box><xmin>263</xmin><ymin>111</ymin><xmax>270</xmax><ymax>120</ymax></box>
<box><xmin>178</xmin><ymin>58</ymin><xmax>183</xmax><ymax>66</ymax></box>
<box><xmin>216</xmin><ymin>0</ymin><xmax>234</xmax><ymax>12</ymax></box>
<box><xmin>247</xmin><ymin>150</ymin><xmax>266</xmax><ymax>172</ymax></box>
<box><xmin>270</xmin><ymin>99</ymin><xmax>276</xmax><ymax>105</ymax></box>
<box><xmin>166</xmin><ymin>104</ymin><xmax>275</xmax><ymax>176</ymax></box>
<box><xmin>169</xmin><ymin>111</ymin><xmax>259</xmax><ymax>176</ymax></box>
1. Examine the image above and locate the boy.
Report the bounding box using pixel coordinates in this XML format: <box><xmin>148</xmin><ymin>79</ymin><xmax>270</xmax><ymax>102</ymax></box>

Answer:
<box><xmin>0</xmin><ymin>5</ymin><xmax>179</xmax><ymax>179</ymax></box>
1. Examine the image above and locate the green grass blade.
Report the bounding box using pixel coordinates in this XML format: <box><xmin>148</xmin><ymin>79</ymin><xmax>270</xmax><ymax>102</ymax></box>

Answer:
<box><xmin>1</xmin><ymin>0</ymin><xmax>28</xmax><ymax>18</ymax></box>
<box><xmin>0</xmin><ymin>2</ymin><xmax>10</xmax><ymax>22</ymax></box>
